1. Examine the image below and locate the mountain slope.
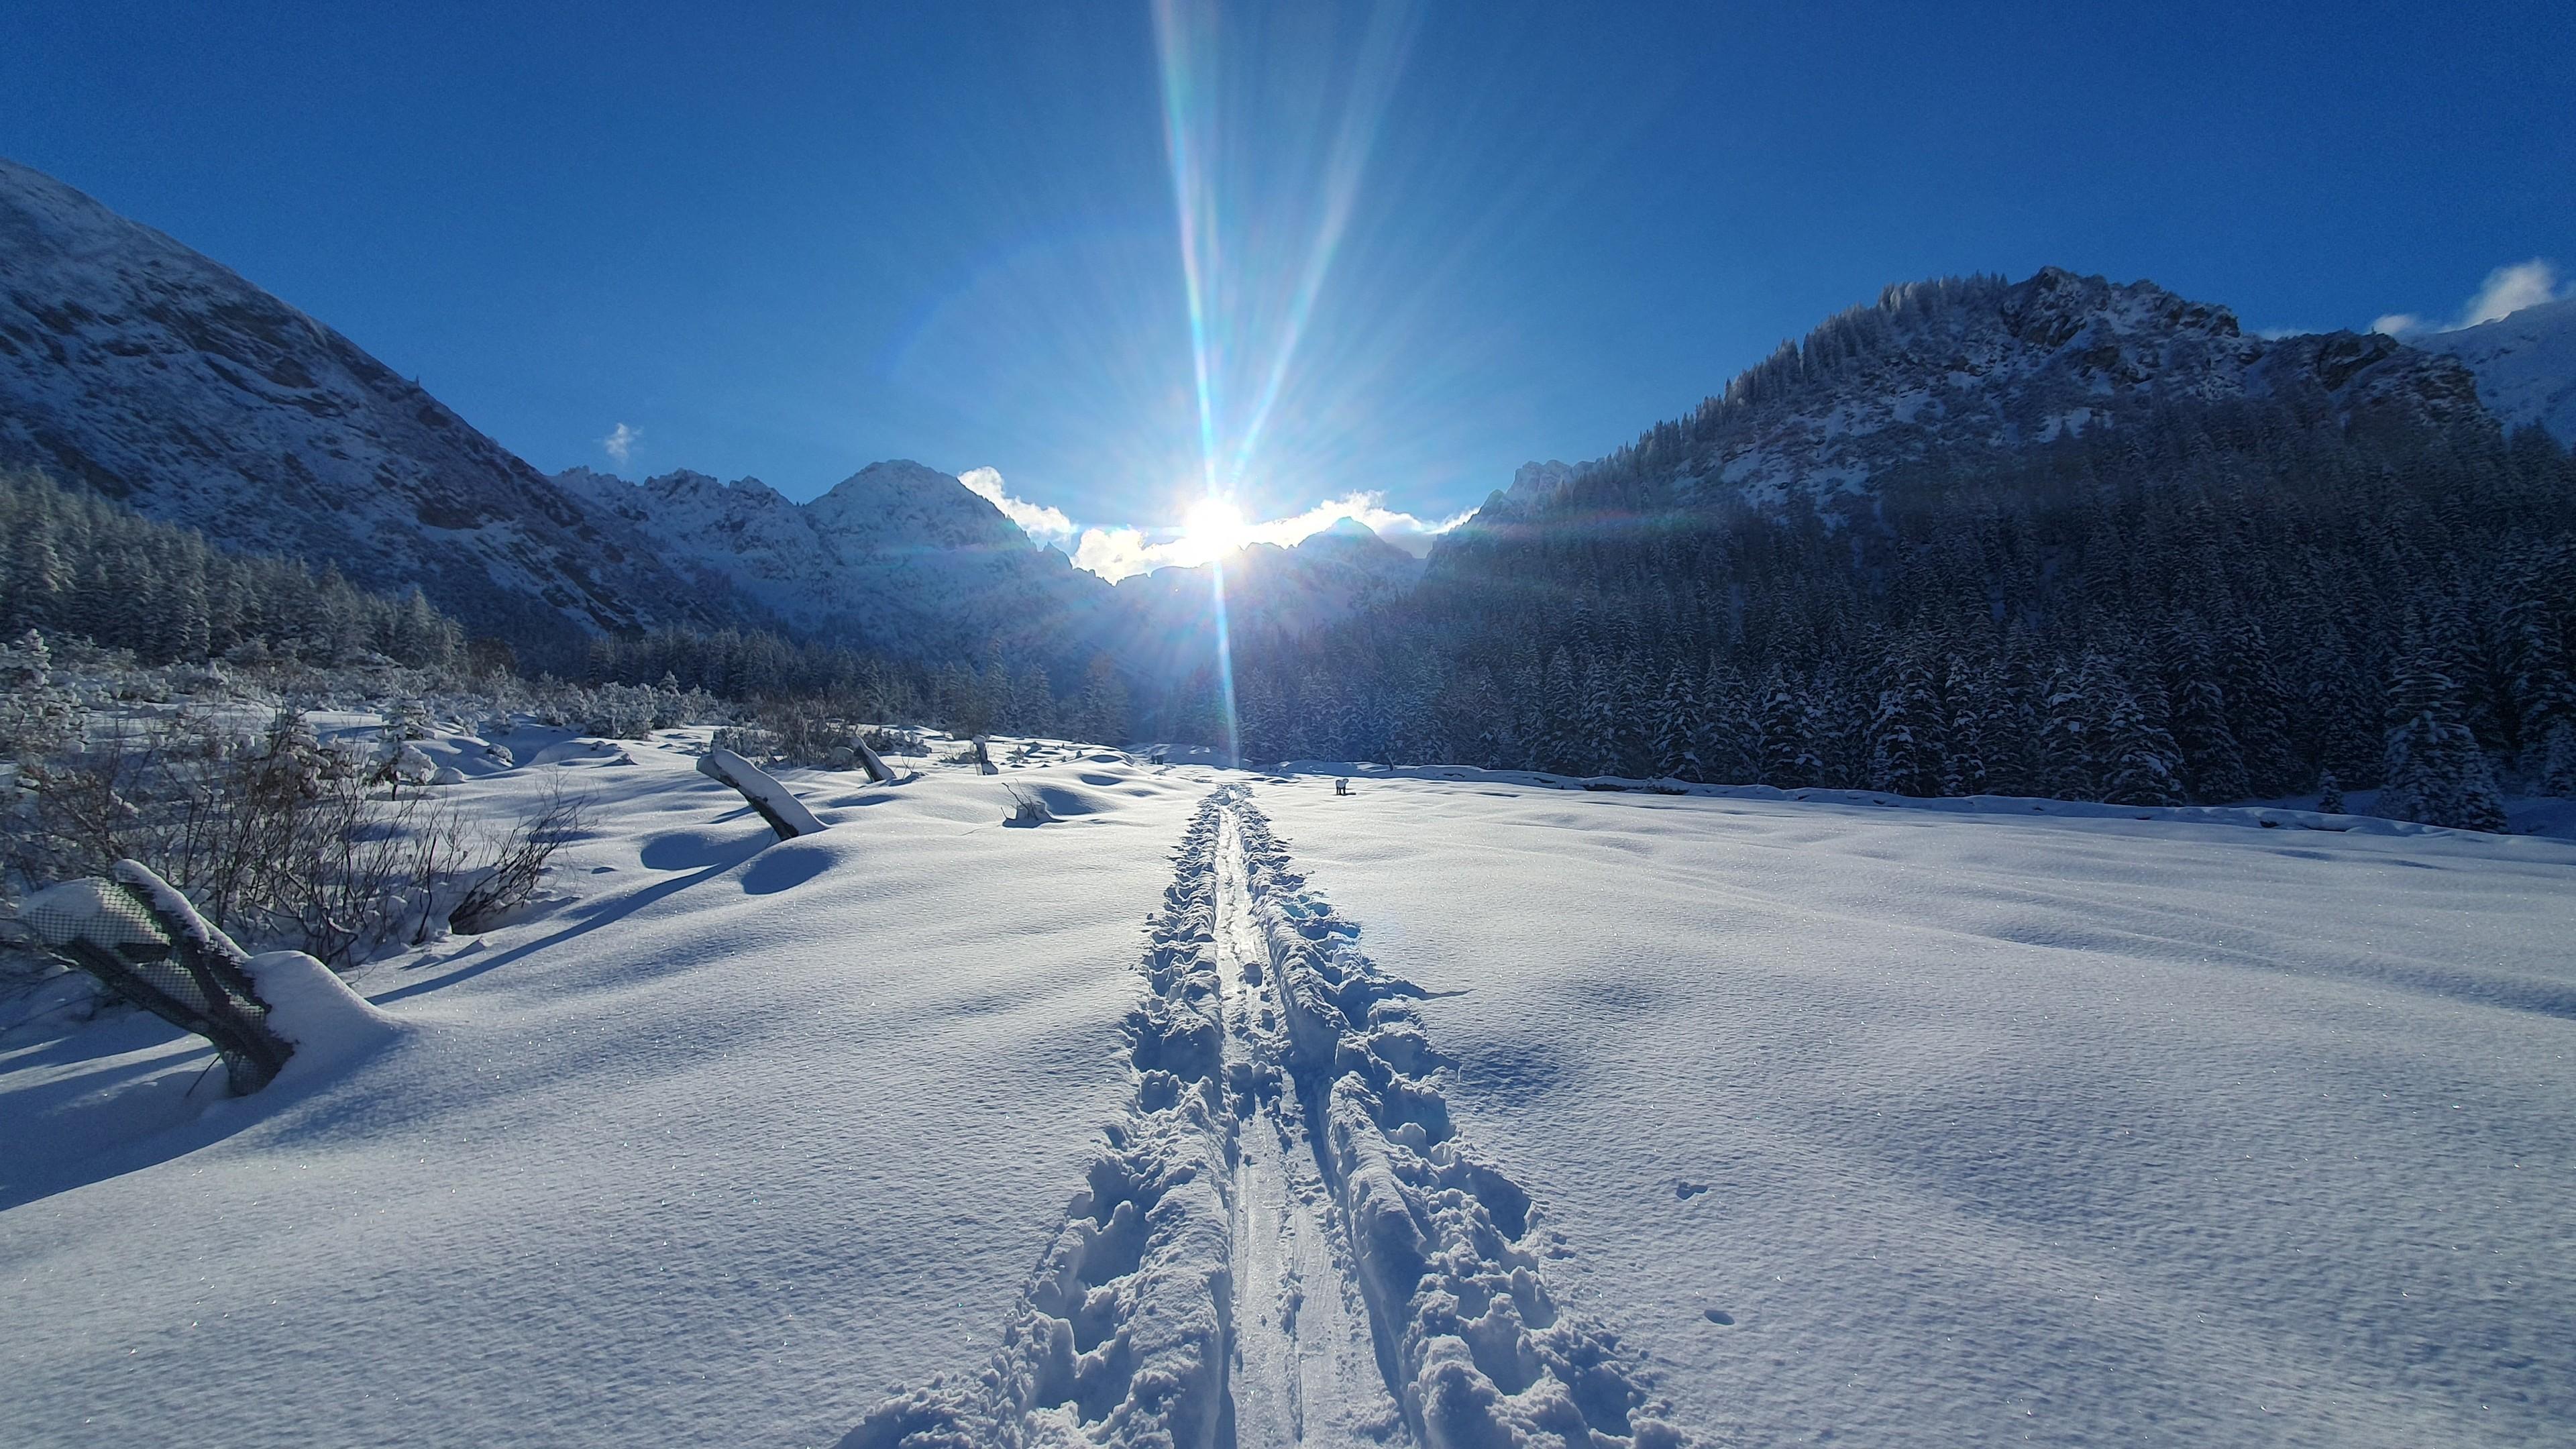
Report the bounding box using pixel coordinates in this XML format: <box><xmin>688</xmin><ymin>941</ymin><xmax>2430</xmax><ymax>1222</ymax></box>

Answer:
<box><xmin>0</xmin><ymin>156</ymin><xmax>735</xmax><ymax>653</ymax></box>
<box><xmin>1114</xmin><ymin>517</ymin><xmax>1423</xmax><ymax>637</ymax></box>
<box><xmin>1218</xmin><ymin>268</ymin><xmax>2573</xmax><ymax>816</ymax></box>
<box><xmin>2414</xmin><ymin>295</ymin><xmax>2576</xmax><ymax>444</ymax></box>
<box><xmin>1445</xmin><ymin>268</ymin><xmax>2489</xmax><ymax>550</ymax></box>
<box><xmin>555</xmin><ymin>461</ymin><xmax>1112</xmax><ymax>663</ymax></box>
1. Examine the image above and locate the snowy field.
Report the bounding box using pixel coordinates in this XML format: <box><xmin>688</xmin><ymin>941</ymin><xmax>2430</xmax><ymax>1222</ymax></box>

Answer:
<box><xmin>5</xmin><ymin>733</ymin><xmax>2574</xmax><ymax>1447</ymax></box>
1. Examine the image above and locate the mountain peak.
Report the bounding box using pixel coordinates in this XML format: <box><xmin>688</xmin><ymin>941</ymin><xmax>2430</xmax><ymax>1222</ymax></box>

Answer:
<box><xmin>810</xmin><ymin>459</ymin><xmax>1031</xmax><ymax>552</ymax></box>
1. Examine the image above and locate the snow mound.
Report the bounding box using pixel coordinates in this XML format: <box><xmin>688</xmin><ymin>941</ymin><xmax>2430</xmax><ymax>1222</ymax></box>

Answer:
<box><xmin>241</xmin><ymin>951</ymin><xmax>406</xmax><ymax>1078</ymax></box>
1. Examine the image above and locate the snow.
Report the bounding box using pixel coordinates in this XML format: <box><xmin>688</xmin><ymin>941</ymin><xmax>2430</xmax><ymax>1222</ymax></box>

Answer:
<box><xmin>698</xmin><ymin>747</ymin><xmax>829</xmax><ymax>838</ymax></box>
<box><xmin>1</xmin><ymin>731</ymin><xmax>1208</xmax><ymax>1448</ymax></box>
<box><xmin>237</xmin><ymin>950</ymin><xmax>405</xmax><ymax>1078</ymax></box>
<box><xmin>2414</xmin><ymin>295</ymin><xmax>2576</xmax><ymax>443</ymax></box>
<box><xmin>5</xmin><ymin>741</ymin><xmax>2573</xmax><ymax>1446</ymax></box>
<box><xmin>17</xmin><ymin>877</ymin><xmax>162</xmax><ymax>951</ymax></box>
<box><xmin>1256</xmin><ymin>773</ymin><xmax>2576</xmax><ymax>1446</ymax></box>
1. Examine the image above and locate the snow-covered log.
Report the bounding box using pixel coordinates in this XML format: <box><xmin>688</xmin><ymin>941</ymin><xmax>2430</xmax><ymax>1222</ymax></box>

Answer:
<box><xmin>697</xmin><ymin>747</ymin><xmax>828</xmax><ymax>839</ymax></box>
<box><xmin>17</xmin><ymin>862</ymin><xmax>298</xmax><ymax>1093</ymax></box>
<box><xmin>850</xmin><ymin>734</ymin><xmax>895</xmax><ymax>784</ymax></box>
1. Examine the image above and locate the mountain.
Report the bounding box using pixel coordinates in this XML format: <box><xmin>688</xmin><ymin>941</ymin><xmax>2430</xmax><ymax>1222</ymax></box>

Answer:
<box><xmin>1442</xmin><ymin>268</ymin><xmax>2487</xmax><ymax>555</ymax></box>
<box><xmin>1216</xmin><ymin>266</ymin><xmax>2572</xmax><ymax>821</ymax></box>
<box><xmin>0</xmin><ymin>156</ymin><xmax>745</xmax><ymax>655</ymax></box>
<box><xmin>1111</xmin><ymin>517</ymin><xmax>1422</xmax><ymax>674</ymax></box>
<box><xmin>2414</xmin><ymin>296</ymin><xmax>2576</xmax><ymax>445</ymax></box>
<box><xmin>555</xmin><ymin>460</ymin><xmax>1112</xmax><ymax>663</ymax></box>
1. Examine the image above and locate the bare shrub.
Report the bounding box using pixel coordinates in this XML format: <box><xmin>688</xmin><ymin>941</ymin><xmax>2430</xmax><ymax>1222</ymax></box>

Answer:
<box><xmin>718</xmin><ymin>706</ymin><xmax>909</xmax><ymax>776</ymax></box>
<box><xmin>1</xmin><ymin>708</ymin><xmax>560</xmax><ymax>967</ymax></box>
<box><xmin>1003</xmin><ymin>784</ymin><xmax>1055</xmax><ymax>826</ymax></box>
<box><xmin>449</xmin><ymin>777</ymin><xmax>588</xmax><ymax>934</ymax></box>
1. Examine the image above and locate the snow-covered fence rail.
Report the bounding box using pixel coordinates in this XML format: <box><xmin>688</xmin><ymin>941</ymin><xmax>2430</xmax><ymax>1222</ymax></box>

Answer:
<box><xmin>15</xmin><ymin>861</ymin><xmax>294</xmax><ymax>1093</ymax></box>
<box><xmin>696</xmin><ymin>748</ymin><xmax>827</xmax><ymax>839</ymax></box>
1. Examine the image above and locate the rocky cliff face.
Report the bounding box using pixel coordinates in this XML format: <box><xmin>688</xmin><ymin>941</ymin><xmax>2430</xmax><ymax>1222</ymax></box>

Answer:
<box><xmin>0</xmin><ymin>156</ymin><xmax>739</xmax><ymax>654</ymax></box>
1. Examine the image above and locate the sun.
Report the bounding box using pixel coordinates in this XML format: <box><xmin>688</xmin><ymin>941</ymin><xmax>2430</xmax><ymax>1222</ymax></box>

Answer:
<box><xmin>1182</xmin><ymin>496</ymin><xmax>1247</xmax><ymax>561</ymax></box>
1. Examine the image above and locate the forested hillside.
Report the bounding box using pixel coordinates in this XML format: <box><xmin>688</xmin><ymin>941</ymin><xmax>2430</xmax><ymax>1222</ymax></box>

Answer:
<box><xmin>0</xmin><ymin>469</ymin><xmax>463</xmax><ymax>669</ymax></box>
<box><xmin>1226</xmin><ymin>397</ymin><xmax>2575</xmax><ymax>824</ymax></box>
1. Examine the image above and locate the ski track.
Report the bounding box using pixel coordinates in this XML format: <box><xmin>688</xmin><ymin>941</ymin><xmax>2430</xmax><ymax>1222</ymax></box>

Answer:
<box><xmin>848</xmin><ymin>786</ymin><xmax>1686</xmax><ymax>1448</ymax></box>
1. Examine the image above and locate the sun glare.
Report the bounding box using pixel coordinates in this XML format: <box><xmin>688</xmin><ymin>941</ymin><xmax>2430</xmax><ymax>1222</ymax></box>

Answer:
<box><xmin>1183</xmin><ymin>496</ymin><xmax>1246</xmax><ymax>559</ymax></box>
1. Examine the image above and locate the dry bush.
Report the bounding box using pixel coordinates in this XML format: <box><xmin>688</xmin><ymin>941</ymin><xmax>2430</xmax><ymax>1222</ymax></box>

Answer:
<box><xmin>2</xmin><ymin>708</ymin><xmax>562</xmax><ymax>967</ymax></box>
<box><xmin>1002</xmin><ymin>784</ymin><xmax>1055</xmax><ymax>826</ymax></box>
<box><xmin>449</xmin><ymin>778</ymin><xmax>588</xmax><ymax>934</ymax></box>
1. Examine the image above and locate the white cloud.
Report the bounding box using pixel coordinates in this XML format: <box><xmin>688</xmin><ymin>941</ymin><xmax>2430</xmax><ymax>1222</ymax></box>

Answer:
<box><xmin>2462</xmin><ymin>259</ymin><xmax>2563</xmax><ymax>326</ymax></box>
<box><xmin>600</xmin><ymin>422</ymin><xmax>640</xmax><ymax>466</ymax></box>
<box><xmin>957</xmin><ymin>466</ymin><xmax>1075</xmax><ymax>548</ymax></box>
<box><xmin>1238</xmin><ymin>492</ymin><xmax>1476</xmax><ymax>557</ymax></box>
<box><xmin>2373</xmin><ymin>259</ymin><xmax>2567</xmax><ymax>338</ymax></box>
<box><xmin>1073</xmin><ymin>525</ymin><xmax>1175</xmax><ymax>582</ymax></box>
<box><xmin>1071</xmin><ymin>490</ymin><xmax>1477</xmax><ymax>582</ymax></box>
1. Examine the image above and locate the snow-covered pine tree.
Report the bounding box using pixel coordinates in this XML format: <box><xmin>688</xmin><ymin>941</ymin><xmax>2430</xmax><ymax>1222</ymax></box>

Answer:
<box><xmin>1540</xmin><ymin>646</ymin><xmax>1582</xmax><ymax>774</ymax></box>
<box><xmin>1651</xmin><ymin>663</ymin><xmax>1699</xmax><ymax>780</ymax></box>
<box><xmin>1757</xmin><ymin>669</ymin><xmax>1823</xmax><ymax>789</ymax></box>
<box><xmin>2159</xmin><ymin>621</ymin><xmax>2249</xmax><ymax>802</ymax></box>
<box><xmin>2378</xmin><ymin>649</ymin><xmax>2508</xmax><ymax>831</ymax></box>
<box><xmin>2544</xmin><ymin>722</ymin><xmax>2576</xmax><ymax>799</ymax></box>
<box><xmin>2098</xmin><ymin>673</ymin><xmax>2186</xmax><ymax>807</ymax></box>
<box><xmin>2316</xmin><ymin>769</ymin><xmax>2345</xmax><ymax>814</ymax></box>
<box><xmin>1697</xmin><ymin>663</ymin><xmax>1758</xmax><ymax>785</ymax></box>
<box><xmin>2038</xmin><ymin>656</ymin><xmax>2098</xmax><ymax>800</ymax></box>
<box><xmin>1939</xmin><ymin>652</ymin><xmax>1994</xmax><ymax>797</ymax></box>
<box><xmin>1864</xmin><ymin>647</ymin><xmax>1943</xmax><ymax>797</ymax></box>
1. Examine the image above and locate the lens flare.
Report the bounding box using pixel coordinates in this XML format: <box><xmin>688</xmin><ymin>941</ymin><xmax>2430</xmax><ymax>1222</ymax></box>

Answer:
<box><xmin>1150</xmin><ymin>0</ymin><xmax>1421</xmax><ymax>767</ymax></box>
<box><xmin>1182</xmin><ymin>496</ymin><xmax>1246</xmax><ymax>558</ymax></box>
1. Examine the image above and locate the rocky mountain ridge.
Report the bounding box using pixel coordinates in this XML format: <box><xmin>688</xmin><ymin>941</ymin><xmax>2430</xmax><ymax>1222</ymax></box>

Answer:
<box><xmin>1449</xmin><ymin>267</ymin><xmax>2497</xmax><ymax>555</ymax></box>
<box><xmin>3</xmin><ymin>152</ymin><xmax>2564</xmax><ymax>690</ymax></box>
<box><xmin>550</xmin><ymin>460</ymin><xmax>1104</xmax><ymax>661</ymax></box>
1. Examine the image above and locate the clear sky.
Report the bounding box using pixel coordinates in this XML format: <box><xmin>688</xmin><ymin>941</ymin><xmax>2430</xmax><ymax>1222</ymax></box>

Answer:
<box><xmin>3</xmin><ymin>1</ymin><xmax>2569</xmax><ymax>575</ymax></box>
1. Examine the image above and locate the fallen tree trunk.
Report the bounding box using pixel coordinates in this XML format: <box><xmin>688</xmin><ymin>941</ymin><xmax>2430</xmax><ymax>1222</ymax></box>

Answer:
<box><xmin>698</xmin><ymin>748</ymin><xmax>828</xmax><ymax>839</ymax></box>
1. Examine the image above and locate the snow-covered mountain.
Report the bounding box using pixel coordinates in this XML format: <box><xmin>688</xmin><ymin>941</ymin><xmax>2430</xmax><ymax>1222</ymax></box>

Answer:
<box><xmin>0</xmin><ymin>156</ymin><xmax>737</xmax><ymax>653</ymax></box>
<box><xmin>1450</xmin><ymin>267</ymin><xmax>2493</xmax><ymax>541</ymax></box>
<box><xmin>2413</xmin><ymin>295</ymin><xmax>2576</xmax><ymax>443</ymax></box>
<box><xmin>1112</xmin><ymin>516</ymin><xmax>1423</xmax><ymax>663</ymax></box>
<box><xmin>555</xmin><ymin>460</ymin><xmax>1112</xmax><ymax>661</ymax></box>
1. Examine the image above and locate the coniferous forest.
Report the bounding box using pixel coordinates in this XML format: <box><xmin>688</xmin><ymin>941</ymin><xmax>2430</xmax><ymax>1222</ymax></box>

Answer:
<box><xmin>1214</xmin><ymin>398</ymin><xmax>2576</xmax><ymax>824</ymax></box>
<box><xmin>0</xmin><ymin>470</ymin><xmax>463</xmax><ymax>670</ymax></box>
<box><xmin>11</xmin><ymin>387</ymin><xmax>2576</xmax><ymax>834</ymax></box>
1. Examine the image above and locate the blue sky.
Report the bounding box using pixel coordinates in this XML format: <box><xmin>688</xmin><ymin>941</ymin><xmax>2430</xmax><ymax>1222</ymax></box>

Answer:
<box><xmin>3</xmin><ymin>1</ymin><xmax>2569</xmax><ymax>575</ymax></box>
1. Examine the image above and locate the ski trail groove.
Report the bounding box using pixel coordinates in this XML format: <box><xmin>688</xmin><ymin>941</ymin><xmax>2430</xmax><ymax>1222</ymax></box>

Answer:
<box><xmin>1214</xmin><ymin>802</ymin><xmax>1404</xmax><ymax>1446</ymax></box>
<box><xmin>847</xmin><ymin>786</ymin><xmax>1685</xmax><ymax>1448</ymax></box>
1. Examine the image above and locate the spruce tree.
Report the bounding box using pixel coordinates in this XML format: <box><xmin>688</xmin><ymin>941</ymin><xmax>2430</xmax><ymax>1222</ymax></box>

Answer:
<box><xmin>2316</xmin><ymin>770</ymin><xmax>2345</xmax><ymax>814</ymax></box>
<box><xmin>2378</xmin><ymin>651</ymin><xmax>2508</xmax><ymax>831</ymax></box>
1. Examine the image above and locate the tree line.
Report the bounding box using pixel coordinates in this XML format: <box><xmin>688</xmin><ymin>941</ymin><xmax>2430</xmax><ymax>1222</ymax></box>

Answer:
<box><xmin>1203</xmin><ymin>398</ymin><xmax>2575</xmax><ymax>828</ymax></box>
<box><xmin>1</xmin><ymin>469</ymin><xmax>463</xmax><ymax>669</ymax></box>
